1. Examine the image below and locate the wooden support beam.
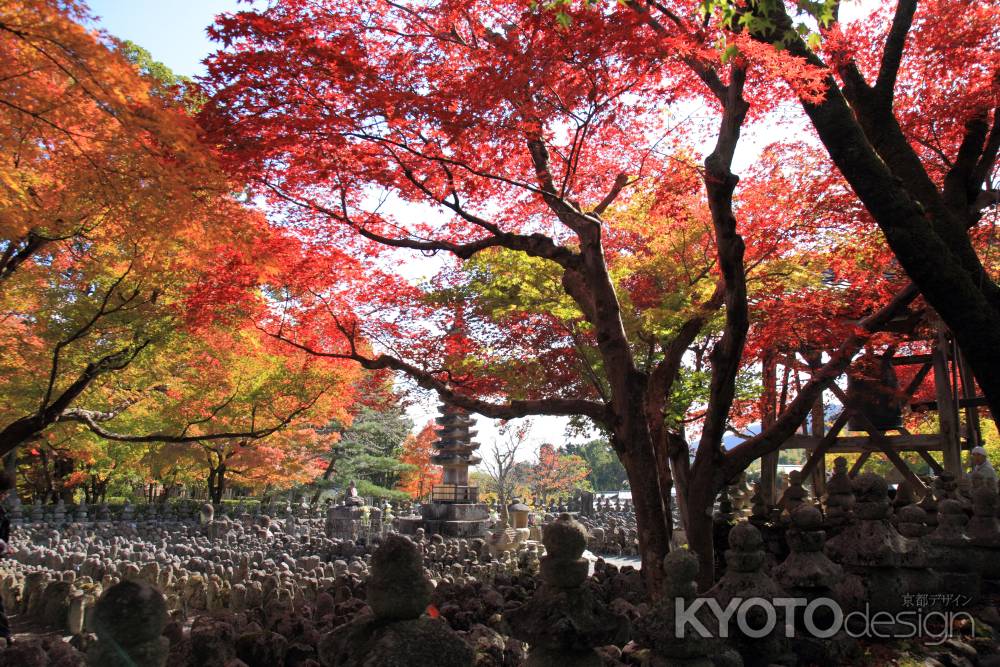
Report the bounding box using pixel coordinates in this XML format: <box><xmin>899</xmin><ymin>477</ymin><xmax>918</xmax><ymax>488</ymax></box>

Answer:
<box><xmin>917</xmin><ymin>450</ymin><xmax>944</xmax><ymax>475</ymax></box>
<box><xmin>800</xmin><ymin>412</ymin><xmax>849</xmax><ymax>482</ymax></box>
<box><xmin>891</xmin><ymin>354</ymin><xmax>934</xmax><ymax>366</ymax></box>
<box><xmin>783</xmin><ymin>433</ymin><xmax>947</xmax><ymax>453</ymax></box>
<box><xmin>956</xmin><ymin>347</ymin><xmax>983</xmax><ymax>451</ymax></box>
<box><xmin>760</xmin><ymin>353</ymin><xmax>779</xmax><ymax>505</ymax></box>
<box><xmin>910</xmin><ymin>396</ymin><xmax>988</xmax><ymax>412</ymax></box>
<box><xmin>809</xmin><ymin>389</ymin><xmax>828</xmax><ymax>496</ymax></box>
<box><xmin>849</xmin><ymin>452</ymin><xmax>870</xmax><ymax>477</ymax></box>
<box><xmin>829</xmin><ymin>383</ymin><xmax>927</xmax><ymax>496</ymax></box>
<box><xmin>761</xmin><ymin>451</ymin><xmax>778</xmax><ymax>505</ymax></box>
<box><xmin>902</xmin><ymin>362</ymin><xmax>933</xmax><ymax>401</ymax></box>
<box><xmin>873</xmin><ymin>434</ymin><xmax>928</xmax><ymax>498</ymax></box>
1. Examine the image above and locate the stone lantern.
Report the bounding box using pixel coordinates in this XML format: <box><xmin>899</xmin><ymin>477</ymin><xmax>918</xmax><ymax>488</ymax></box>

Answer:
<box><xmin>507</xmin><ymin>499</ymin><xmax>530</xmax><ymax>530</ymax></box>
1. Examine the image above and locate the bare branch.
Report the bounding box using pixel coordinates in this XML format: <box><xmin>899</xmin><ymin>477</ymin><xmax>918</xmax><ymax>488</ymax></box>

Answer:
<box><xmin>263</xmin><ymin>181</ymin><xmax>581</xmax><ymax>269</ymax></box>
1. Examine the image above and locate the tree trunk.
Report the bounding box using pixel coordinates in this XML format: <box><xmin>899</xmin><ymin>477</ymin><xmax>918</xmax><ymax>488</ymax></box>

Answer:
<box><xmin>312</xmin><ymin>456</ymin><xmax>337</xmax><ymax>504</ymax></box>
<box><xmin>210</xmin><ymin>464</ymin><xmax>227</xmax><ymax>505</ymax></box>
<box><xmin>38</xmin><ymin>448</ymin><xmax>53</xmax><ymax>503</ymax></box>
<box><xmin>682</xmin><ymin>480</ymin><xmax>718</xmax><ymax>591</ymax></box>
<box><xmin>0</xmin><ymin>417</ymin><xmax>46</xmax><ymax>460</ymax></box>
<box><xmin>207</xmin><ymin>468</ymin><xmax>217</xmax><ymax>503</ymax></box>
<box><xmin>3</xmin><ymin>448</ymin><xmax>16</xmax><ymax>494</ymax></box>
<box><xmin>498</xmin><ymin>488</ymin><xmax>509</xmax><ymax>524</ymax></box>
<box><xmin>618</xmin><ymin>429</ymin><xmax>671</xmax><ymax>597</ymax></box>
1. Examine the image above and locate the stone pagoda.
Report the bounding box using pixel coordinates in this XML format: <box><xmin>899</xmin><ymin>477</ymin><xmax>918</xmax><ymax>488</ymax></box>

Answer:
<box><xmin>400</xmin><ymin>402</ymin><xmax>490</xmax><ymax>537</ymax></box>
<box><xmin>431</xmin><ymin>402</ymin><xmax>481</xmax><ymax>498</ymax></box>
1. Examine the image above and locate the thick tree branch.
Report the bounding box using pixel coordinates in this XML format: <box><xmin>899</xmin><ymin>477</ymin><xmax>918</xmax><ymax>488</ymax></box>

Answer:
<box><xmin>944</xmin><ymin>112</ymin><xmax>991</xmax><ymax>217</ymax></box>
<box><xmin>593</xmin><ymin>173</ymin><xmax>631</xmax><ymax>216</ymax></box>
<box><xmin>693</xmin><ymin>65</ymin><xmax>750</xmax><ymax>481</ymax></box>
<box><xmin>873</xmin><ymin>0</ymin><xmax>917</xmax><ymax>103</ymax></box>
<box><xmin>647</xmin><ymin>281</ymin><xmax>724</xmax><ymax>405</ymax></box>
<box><xmin>971</xmin><ymin>108</ymin><xmax>1000</xmax><ymax>195</ymax></box>
<box><xmin>0</xmin><ymin>339</ymin><xmax>152</xmax><ymax>458</ymax></box>
<box><xmin>268</xmin><ymin>329</ymin><xmax>610</xmax><ymax>424</ymax></box>
<box><xmin>0</xmin><ymin>231</ymin><xmax>49</xmax><ymax>285</ymax></box>
<box><xmin>263</xmin><ymin>180</ymin><xmax>582</xmax><ymax>269</ymax></box>
<box><xmin>65</xmin><ymin>391</ymin><xmax>324</xmax><ymax>444</ymax></box>
<box><xmin>526</xmin><ymin>137</ymin><xmax>599</xmax><ymax>236</ymax></box>
<box><xmin>525</xmin><ymin>136</ymin><xmax>638</xmax><ymax>404</ymax></box>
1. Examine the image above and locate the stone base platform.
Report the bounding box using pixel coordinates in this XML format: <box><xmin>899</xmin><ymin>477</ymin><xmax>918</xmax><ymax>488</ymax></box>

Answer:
<box><xmin>395</xmin><ymin>516</ymin><xmax>424</xmax><ymax>535</ymax></box>
<box><xmin>395</xmin><ymin>503</ymin><xmax>490</xmax><ymax>538</ymax></box>
<box><xmin>325</xmin><ymin>505</ymin><xmax>364</xmax><ymax>538</ymax></box>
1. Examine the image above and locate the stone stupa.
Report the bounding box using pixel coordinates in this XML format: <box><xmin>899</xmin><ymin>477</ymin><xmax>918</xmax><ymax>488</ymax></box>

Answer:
<box><xmin>399</xmin><ymin>401</ymin><xmax>490</xmax><ymax>537</ymax></box>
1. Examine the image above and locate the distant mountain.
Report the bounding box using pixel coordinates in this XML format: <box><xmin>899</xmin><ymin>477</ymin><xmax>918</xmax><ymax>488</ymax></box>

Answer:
<box><xmin>722</xmin><ymin>402</ymin><xmax>844</xmax><ymax>451</ymax></box>
<box><xmin>723</xmin><ymin>423</ymin><xmax>760</xmax><ymax>450</ymax></box>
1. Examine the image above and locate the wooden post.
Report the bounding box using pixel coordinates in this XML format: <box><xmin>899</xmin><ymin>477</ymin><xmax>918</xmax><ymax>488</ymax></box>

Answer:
<box><xmin>760</xmin><ymin>354</ymin><xmax>779</xmax><ymax>505</ymax></box>
<box><xmin>956</xmin><ymin>346</ymin><xmax>982</xmax><ymax>452</ymax></box>
<box><xmin>800</xmin><ymin>412</ymin><xmax>849</xmax><ymax>482</ymax></box>
<box><xmin>933</xmin><ymin>325</ymin><xmax>962</xmax><ymax>475</ymax></box>
<box><xmin>810</xmin><ymin>392</ymin><xmax>827</xmax><ymax>497</ymax></box>
<box><xmin>849</xmin><ymin>452</ymin><xmax>871</xmax><ymax>477</ymax></box>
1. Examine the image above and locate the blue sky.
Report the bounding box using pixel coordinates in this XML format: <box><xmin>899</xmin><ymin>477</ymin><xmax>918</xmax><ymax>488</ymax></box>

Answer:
<box><xmin>86</xmin><ymin>0</ymin><xmax>243</xmax><ymax>77</ymax></box>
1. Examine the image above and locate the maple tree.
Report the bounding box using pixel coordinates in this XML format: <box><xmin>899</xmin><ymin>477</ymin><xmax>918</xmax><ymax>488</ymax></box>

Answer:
<box><xmin>396</xmin><ymin>422</ymin><xmax>444</xmax><ymax>500</ymax></box>
<box><xmin>0</xmin><ymin>1</ymin><xmax>370</xmax><ymax>512</ymax></box>
<box><xmin>0</xmin><ymin>0</ymin><xmax>237</xmax><ymax>455</ymax></box>
<box><xmin>526</xmin><ymin>443</ymin><xmax>590</xmax><ymax>505</ymax></box>
<box><xmin>0</xmin><ymin>0</ymin><xmax>221</xmax><ymax>285</ymax></box>
<box><xmin>113</xmin><ymin>325</ymin><xmax>357</xmax><ymax>504</ymax></box>
<box><xmin>11</xmin><ymin>318</ymin><xmax>360</xmax><ymax>503</ymax></box>
<box><xmin>201</xmin><ymin>0</ymin><xmax>942</xmax><ymax>590</ymax></box>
